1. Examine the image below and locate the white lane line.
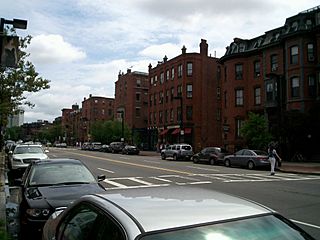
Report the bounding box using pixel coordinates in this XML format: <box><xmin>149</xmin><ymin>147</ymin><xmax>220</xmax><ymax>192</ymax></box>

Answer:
<box><xmin>128</xmin><ymin>177</ymin><xmax>155</xmax><ymax>186</ymax></box>
<box><xmin>103</xmin><ymin>179</ymin><xmax>127</xmax><ymax>188</ymax></box>
<box><xmin>150</xmin><ymin>177</ymin><xmax>173</xmax><ymax>183</ymax></box>
<box><xmin>187</xmin><ymin>166</ymin><xmax>220</xmax><ymax>172</ymax></box>
<box><xmin>107</xmin><ymin>184</ymin><xmax>169</xmax><ymax>190</ymax></box>
<box><xmin>97</xmin><ymin>168</ymin><xmax>115</xmax><ymax>174</ymax></box>
<box><xmin>143</xmin><ymin>160</ymin><xmax>162</xmax><ymax>164</ymax></box>
<box><xmin>291</xmin><ymin>219</ymin><xmax>320</xmax><ymax>229</ymax></box>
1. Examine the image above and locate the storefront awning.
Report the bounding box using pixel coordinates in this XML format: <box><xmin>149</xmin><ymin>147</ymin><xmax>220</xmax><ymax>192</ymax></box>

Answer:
<box><xmin>171</xmin><ymin>128</ymin><xmax>180</xmax><ymax>135</ymax></box>
<box><xmin>159</xmin><ymin>129</ymin><xmax>169</xmax><ymax>136</ymax></box>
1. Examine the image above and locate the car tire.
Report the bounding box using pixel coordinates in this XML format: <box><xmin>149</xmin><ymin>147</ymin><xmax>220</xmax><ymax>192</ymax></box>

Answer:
<box><xmin>173</xmin><ymin>154</ymin><xmax>177</xmax><ymax>161</ymax></box>
<box><xmin>225</xmin><ymin>159</ymin><xmax>231</xmax><ymax>167</ymax></box>
<box><xmin>161</xmin><ymin>153</ymin><xmax>166</xmax><ymax>160</ymax></box>
<box><xmin>193</xmin><ymin>157</ymin><xmax>199</xmax><ymax>163</ymax></box>
<box><xmin>210</xmin><ymin>158</ymin><xmax>215</xmax><ymax>165</ymax></box>
<box><xmin>248</xmin><ymin>161</ymin><xmax>255</xmax><ymax>170</ymax></box>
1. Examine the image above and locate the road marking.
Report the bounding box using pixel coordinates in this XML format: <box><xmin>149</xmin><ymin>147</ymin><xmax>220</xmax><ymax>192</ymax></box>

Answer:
<box><xmin>143</xmin><ymin>160</ymin><xmax>162</xmax><ymax>164</ymax></box>
<box><xmin>97</xmin><ymin>168</ymin><xmax>115</xmax><ymax>174</ymax></box>
<box><xmin>186</xmin><ymin>166</ymin><xmax>220</xmax><ymax>172</ymax></box>
<box><xmin>64</xmin><ymin>151</ymin><xmax>193</xmax><ymax>175</ymax></box>
<box><xmin>291</xmin><ymin>219</ymin><xmax>320</xmax><ymax>229</ymax></box>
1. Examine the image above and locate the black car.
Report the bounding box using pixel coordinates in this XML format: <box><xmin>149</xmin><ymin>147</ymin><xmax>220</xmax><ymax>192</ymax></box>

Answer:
<box><xmin>122</xmin><ymin>145</ymin><xmax>140</xmax><ymax>155</ymax></box>
<box><xmin>192</xmin><ymin>147</ymin><xmax>229</xmax><ymax>165</ymax></box>
<box><xmin>109</xmin><ymin>142</ymin><xmax>125</xmax><ymax>153</ymax></box>
<box><xmin>15</xmin><ymin>159</ymin><xmax>106</xmax><ymax>238</ymax></box>
<box><xmin>99</xmin><ymin>144</ymin><xmax>111</xmax><ymax>152</ymax></box>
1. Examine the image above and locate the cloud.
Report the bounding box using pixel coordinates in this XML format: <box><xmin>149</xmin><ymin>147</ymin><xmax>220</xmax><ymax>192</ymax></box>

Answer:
<box><xmin>28</xmin><ymin>34</ymin><xmax>86</xmax><ymax>64</ymax></box>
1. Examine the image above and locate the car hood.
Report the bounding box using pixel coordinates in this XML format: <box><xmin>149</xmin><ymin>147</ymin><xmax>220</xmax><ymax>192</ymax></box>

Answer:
<box><xmin>13</xmin><ymin>153</ymin><xmax>48</xmax><ymax>159</ymax></box>
<box><xmin>25</xmin><ymin>184</ymin><xmax>105</xmax><ymax>209</ymax></box>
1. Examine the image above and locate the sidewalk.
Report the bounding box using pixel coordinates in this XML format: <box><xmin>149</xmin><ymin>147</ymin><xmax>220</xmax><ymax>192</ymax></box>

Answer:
<box><xmin>278</xmin><ymin>162</ymin><xmax>320</xmax><ymax>175</ymax></box>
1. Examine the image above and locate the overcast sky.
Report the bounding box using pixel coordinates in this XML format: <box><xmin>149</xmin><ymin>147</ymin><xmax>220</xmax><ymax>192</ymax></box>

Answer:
<box><xmin>2</xmin><ymin>0</ymin><xmax>319</xmax><ymax>123</ymax></box>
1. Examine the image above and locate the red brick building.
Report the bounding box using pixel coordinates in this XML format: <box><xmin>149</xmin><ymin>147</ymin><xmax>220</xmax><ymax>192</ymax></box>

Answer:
<box><xmin>148</xmin><ymin>39</ymin><xmax>222</xmax><ymax>152</ymax></box>
<box><xmin>114</xmin><ymin>69</ymin><xmax>149</xmax><ymax>146</ymax></box>
<box><xmin>219</xmin><ymin>6</ymin><xmax>320</xmax><ymax>155</ymax></box>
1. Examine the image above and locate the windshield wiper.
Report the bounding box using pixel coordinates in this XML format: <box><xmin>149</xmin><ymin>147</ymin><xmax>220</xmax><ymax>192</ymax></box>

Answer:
<box><xmin>52</xmin><ymin>182</ymin><xmax>91</xmax><ymax>186</ymax></box>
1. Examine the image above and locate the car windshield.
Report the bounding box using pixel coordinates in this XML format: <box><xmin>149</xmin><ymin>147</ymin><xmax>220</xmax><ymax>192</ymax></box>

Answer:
<box><xmin>14</xmin><ymin>146</ymin><xmax>44</xmax><ymax>154</ymax></box>
<box><xmin>28</xmin><ymin>163</ymin><xmax>96</xmax><ymax>186</ymax></box>
<box><xmin>140</xmin><ymin>215</ymin><xmax>312</xmax><ymax>240</ymax></box>
<box><xmin>253</xmin><ymin>150</ymin><xmax>268</xmax><ymax>156</ymax></box>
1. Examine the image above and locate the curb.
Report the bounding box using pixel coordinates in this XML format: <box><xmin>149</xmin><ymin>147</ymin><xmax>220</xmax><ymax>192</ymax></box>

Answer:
<box><xmin>278</xmin><ymin>168</ymin><xmax>320</xmax><ymax>176</ymax></box>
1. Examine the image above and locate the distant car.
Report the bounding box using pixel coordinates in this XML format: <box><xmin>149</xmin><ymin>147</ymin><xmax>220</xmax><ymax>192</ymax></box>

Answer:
<box><xmin>122</xmin><ymin>145</ymin><xmax>140</xmax><ymax>155</ymax></box>
<box><xmin>161</xmin><ymin>143</ymin><xmax>193</xmax><ymax>160</ymax></box>
<box><xmin>224</xmin><ymin>149</ymin><xmax>270</xmax><ymax>170</ymax></box>
<box><xmin>42</xmin><ymin>186</ymin><xmax>316</xmax><ymax>240</ymax></box>
<box><xmin>8</xmin><ymin>144</ymin><xmax>49</xmax><ymax>170</ymax></box>
<box><xmin>109</xmin><ymin>141</ymin><xmax>125</xmax><ymax>153</ymax></box>
<box><xmin>16</xmin><ymin>159</ymin><xmax>106</xmax><ymax>239</ymax></box>
<box><xmin>89</xmin><ymin>142</ymin><xmax>102</xmax><ymax>151</ymax></box>
<box><xmin>99</xmin><ymin>144</ymin><xmax>111</xmax><ymax>152</ymax></box>
<box><xmin>192</xmin><ymin>147</ymin><xmax>229</xmax><ymax>165</ymax></box>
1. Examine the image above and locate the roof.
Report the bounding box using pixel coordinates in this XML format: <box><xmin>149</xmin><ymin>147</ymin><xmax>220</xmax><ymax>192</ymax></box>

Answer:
<box><xmin>94</xmin><ymin>186</ymin><xmax>272</xmax><ymax>232</ymax></box>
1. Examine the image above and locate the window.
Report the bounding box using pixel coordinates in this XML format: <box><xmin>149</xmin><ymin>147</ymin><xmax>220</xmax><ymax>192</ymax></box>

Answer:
<box><xmin>154</xmin><ymin>94</ymin><xmax>157</xmax><ymax>106</ymax></box>
<box><xmin>186</xmin><ymin>84</ymin><xmax>192</xmax><ymax>98</ymax></box>
<box><xmin>136</xmin><ymin>93</ymin><xmax>141</xmax><ymax>102</ymax></box>
<box><xmin>177</xmin><ymin>85</ymin><xmax>182</xmax><ymax>97</ymax></box>
<box><xmin>236</xmin><ymin>119</ymin><xmax>244</xmax><ymax>138</ymax></box>
<box><xmin>254</xmin><ymin>61</ymin><xmax>260</xmax><ymax>77</ymax></box>
<box><xmin>149</xmin><ymin>95</ymin><xmax>152</xmax><ymax>106</ymax></box>
<box><xmin>160</xmin><ymin>72</ymin><xmax>164</xmax><ymax>84</ymax></box>
<box><xmin>291</xmin><ymin>77</ymin><xmax>300</xmax><ymax>98</ymax></box>
<box><xmin>154</xmin><ymin>112</ymin><xmax>157</xmax><ymax>123</ymax></box>
<box><xmin>166</xmin><ymin>89</ymin><xmax>169</xmax><ymax>102</ymax></box>
<box><xmin>224</xmin><ymin>91</ymin><xmax>227</xmax><ymax>108</ymax></box>
<box><xmin>308</xmin><ymin>75</ymin><xmax>316</xmax><ymax>97</ymax></box>
<box><xmin>165</xmin><ymin>110</ymin><xmax>168</xmax><ymax>123</ymax></box>
<box><xmin>254</xmin><ymin>87</ymin><xmax>261</xmax><ymax>105</ymax></box>
<box><xmin>186</xmin><ymin>106</ymin><xmax>193</xmax><ymax>121</ymax></box>
<box><xmin>187</xmin><ymin>62</ymin><xmax>193</xmax><ymax>76</ymax></box>
<box><xmin>235</xmin><ymin>64</ymin><xmax>243</xmax><ymax>80</ymax></box>
<box><xmin>178</xmin><ymin>64</ymin><xmax>183</xmax><ymax>78</ymax></box>
<box><xmin>136</xmin><ymin>79</ymin><xmax>141</xmax><ymax>87</ymax></box>
<box><xmin>217</xmin><ymin>87</ymin><xmax>221</xmax><ymax>100</ymax></box>
<box><xmin>170</xmin><ymin>108</ymin><xmax>174</xmax><ymax>122</ymax></box>
<box><xmin>271</xmin><ymin>54</ymin><xmax>278</xmax><ymax>71</ymax></box>
<box><xmin>159</xmin><ymin>111</ymin><xmax>163</xmax><ymax>124</ymax></box>
<box><xmin>290</xmin><ymin>46</ymin><xmax>299</xmax><ymax>64</ymax></box>
<box><xmin>136</xmin><ymin>107</ymin><xmax>141</xmax><ymax>117</ymax></box>
<box><xmin>150</xmin><ymin>77</ymin><xmax>154</xmax><ymax>85</ymax></box>
<box><xmin>307</xmin><ymin>43</ymin><xmax>315</xmax><ymax>61</ymax></box>
<box><xmin>171</xmin><ymin>87</ymin><xmax>174</xmax><ymax>101</ymax></box>
<box><xmin>166</xmin><ymin>70</ymin><xmax>170</xmax><ymax>81</ymax></box>
<box><xmin>171</xmin><ymin>67</ymin><xmax>175</xmax><ymax>80</ymax></box>
<box><xmin>159</xmin><ymin>91</ymin><xmax>164</xmax><ymax>104</ymax></box>
<box><xmin>177</xmin><ymin>107</ymin><xmax>181</xmax><ymax>122</ymax></box>
<box><xmin>235</xmin><ymin>89</ymin><xmax>244</xmax><ymax>106</ymax></box>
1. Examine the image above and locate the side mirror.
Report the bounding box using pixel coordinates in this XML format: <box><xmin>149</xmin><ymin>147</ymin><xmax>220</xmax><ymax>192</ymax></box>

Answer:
<box><xmin>97</xmin><ymin>175</ymin><xmax>106</xmax><ymax>182</ymax></box>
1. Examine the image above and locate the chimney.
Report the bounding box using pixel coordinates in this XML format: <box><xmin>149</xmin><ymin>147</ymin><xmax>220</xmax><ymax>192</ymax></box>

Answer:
<box><xmin>89</xmin><ymin>94</ymin><xmax>92</xmax><ymax>98</ymax></box>
<box><xmin>163</xmin><ymin>55</ymin><xmax>168</xmax><ymax>62</ymax></box>
<box><xmin>181</xmin><ymin>45</ymin><xmax>187</xmax><ymax>54</ymax></box>
<box><xmin>148</xmin><ymin>63</ymin><xmax>152</xmax><ymax>72</ymax></box>
<box><xmin>200</xmin><ymin>39</ymin><xmax>208</xmax><ymax>56</ymax></box>
<box><xmin>127</xmin><ymin>68</ymin><xmax>131</xmax><ymax>74</ymax></box>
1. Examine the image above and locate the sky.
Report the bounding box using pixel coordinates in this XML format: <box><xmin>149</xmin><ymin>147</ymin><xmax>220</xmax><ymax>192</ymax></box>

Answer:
<box><xmin>1</xmin><ymin>0</ymin><xmax>319</xmax><ymax>123</ymax></box>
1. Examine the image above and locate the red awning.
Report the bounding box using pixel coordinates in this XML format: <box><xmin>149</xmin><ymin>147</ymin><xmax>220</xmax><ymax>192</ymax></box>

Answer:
<box><xmin>159</xmin><ymin>129</ymin><xmax>169</xmax><ymax>136</ymax></box>
<box><xmin>184</xmin><ymin>128</ymin><xmax>192</xmax><ymax>134</ymax></box>
<box><xmin>171</xmin><ymin>128</ymin><xmax>180</xmax><ymax>135</ymax></box>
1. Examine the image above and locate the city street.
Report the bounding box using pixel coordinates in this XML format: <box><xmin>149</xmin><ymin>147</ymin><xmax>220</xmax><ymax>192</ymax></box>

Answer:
<box><xmin>47</xmin><ymin>147</ymin><xmax>320</xmax><ymax>239</ymax></box>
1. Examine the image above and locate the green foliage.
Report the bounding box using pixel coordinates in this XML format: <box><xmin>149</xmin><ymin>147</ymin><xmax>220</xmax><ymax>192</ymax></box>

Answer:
<box><xmin>240</xmin><ymin>112</ymin><xmax>272</xmax><ymax>150</ymax></box>
<box><xmin>91</xmin><ymin>120</ymin><xmax>131</xmax><ymax>143</ymax></box>
<box><xmin>4</xmin><ymin>126</ymin><xmax>22</xmax><ymax>141</ymax></box>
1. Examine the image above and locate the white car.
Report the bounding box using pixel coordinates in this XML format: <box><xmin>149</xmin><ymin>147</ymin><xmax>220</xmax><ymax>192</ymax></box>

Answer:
<box><xmin>9</xmin><ymin>144</ymin><xmax>49</xmax><ymax>170</ymax></box>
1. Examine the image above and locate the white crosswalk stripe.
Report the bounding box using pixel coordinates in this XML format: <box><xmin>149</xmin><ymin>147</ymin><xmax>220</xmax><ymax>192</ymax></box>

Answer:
<box><xmin>102</xmin><ymin>173</ymin><xmax>320</xmax><ymax>190</ymax></box>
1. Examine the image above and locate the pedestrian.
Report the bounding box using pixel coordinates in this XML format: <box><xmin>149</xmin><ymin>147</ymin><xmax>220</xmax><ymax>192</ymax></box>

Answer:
<box><xmin>268</xmin><ymin>144</ymin><xmax>282</xmax><ymax>175</ymax></box>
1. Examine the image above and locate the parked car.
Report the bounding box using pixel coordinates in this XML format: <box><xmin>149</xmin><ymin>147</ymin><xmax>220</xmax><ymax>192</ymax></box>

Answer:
<box><xmin>42</xmin><ymin>186</ymin><xmax>316</xmax><ymax>240</ymax></box>
<box><xmin>109</xmin><ymin>141</ymin><xmax>125</xmax><ymax>153</ymax></box>
<box><xmin>99</xmin><ymin>144</ymin><xmax>111</xmax><ymax>152</ymax></box>
<box><xmin>224</xmin><ymin>149</ymin><xmax>271</xmax><ymax>170</ymax></box>
<box><xmin>8</xmin><ymin>144</ymin><xmax>49</xmax><ymax>170</ymax></box>
<box><xmin>15</xmin><ymin>158</ymin><xmax>106</xmax><ymax>239</ymax></box>
<box><xmin>192</xmin><ymin>147</ymin><xmax>229</xmax><ymax>165</ymax></box>
<box><xmin>122</xmin><ymin>145</ymin><xmax>140</xmax><ymax>155</ymax></box>
<box><xmin>89</xmin><ymin>142</ymin><xmax>102</xmax><ymax>151</ymax></box>
<box><xmin>161</xmin><ymin>143</ymin><xmax>193</xmax><ymax>160</ymax></box>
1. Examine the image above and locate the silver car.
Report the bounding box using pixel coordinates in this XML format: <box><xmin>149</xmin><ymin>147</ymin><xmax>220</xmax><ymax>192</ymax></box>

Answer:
<box><xmin>8</xmin><ymin>144</ymin><xmax>49</xmax><ymax>170</ymax></box>
<box><xmin>161</xmin><ymin>144</ymin><xmax>193</xmax><ymax>160</ymax></box>
<box><xmin>42</xmin><ymin>186</ymin><xmax>315</xmax><ymax>240</ymax></box>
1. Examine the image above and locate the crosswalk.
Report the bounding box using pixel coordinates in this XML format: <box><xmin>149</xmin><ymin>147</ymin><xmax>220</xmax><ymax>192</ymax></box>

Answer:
<box><xmin>102</xmin><ymin>173</ymin><xmax>320</xmax><ymax>190</ymax></box>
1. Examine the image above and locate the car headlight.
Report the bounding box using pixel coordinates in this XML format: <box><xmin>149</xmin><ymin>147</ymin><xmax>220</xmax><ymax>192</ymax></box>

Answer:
<box><xmin>26</xmin><ymin>208</ymin><xmax>51</xmax><ymax>218</ymax></box>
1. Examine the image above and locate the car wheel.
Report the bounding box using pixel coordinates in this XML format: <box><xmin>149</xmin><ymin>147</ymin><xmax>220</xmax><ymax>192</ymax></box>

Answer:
<box><xmin>210</xmin><ymin>158</ymin><xmax>215</xmax><ymax>165</ymax></box>
<box><xmin>161</xmin><ymin>153</ymin><xmax>166</xmax><ymax>160</ymax></box>
<box><xmin>225</xmin><ymin>159</ymin><xmax>231</xmax><ymax>167</ymax></box>
<box><xmin>248</xmin><ymin>161</ymin><xmax>255</xmax><ymax>170</ymax></box>
<box><xmin>173</xmin><ymin>154</ymin><xmax>177</xmax><ymax>161</ymax></box>
<box><xmin>193</xmin><ymin>157</ymin><xmax>199</xmax><ymax>163</ymax></box>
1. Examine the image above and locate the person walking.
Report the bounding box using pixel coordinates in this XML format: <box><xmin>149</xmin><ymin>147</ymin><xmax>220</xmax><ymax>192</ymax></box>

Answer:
<box><xmin>268</xmin><ymin>144</ymin><xmax>282</xmax><ymax>175</ymax></box>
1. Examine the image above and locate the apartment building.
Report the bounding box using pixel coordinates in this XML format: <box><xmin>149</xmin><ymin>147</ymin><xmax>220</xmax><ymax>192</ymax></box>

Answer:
<box><xmin>148</xmin><ymin>39</ymin><xmax>222</xmax><ymax>152</ymax></box>
<box><xmin>219</xmin><ymin>6</ymin><xmax>320</xmax><ymax>154</ymax></box>
<box><xmin>114</xmin><ymin>69</ymin><xmax>149</xmax><ymax>146</ymax></box>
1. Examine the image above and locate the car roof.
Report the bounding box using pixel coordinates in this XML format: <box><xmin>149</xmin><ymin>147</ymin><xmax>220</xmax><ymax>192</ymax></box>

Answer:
<box><xmin>90</xmin><ymin>187</ymin><xmax>272</xmax><ymax>232</ymax></box>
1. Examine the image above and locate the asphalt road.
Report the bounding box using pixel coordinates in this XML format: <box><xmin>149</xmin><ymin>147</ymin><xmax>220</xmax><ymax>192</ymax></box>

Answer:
<box><xmin>48</xmin><ymin>148</ymin><xmax>320</xmax><ymax>239</ymax></box>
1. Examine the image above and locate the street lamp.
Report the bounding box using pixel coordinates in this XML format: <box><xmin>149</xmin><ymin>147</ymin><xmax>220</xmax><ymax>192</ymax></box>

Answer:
<box><xmin>117</xmin><ymin>110</ymin><xmax>124</xmax><ymax>142</ymax></box>
<box><xmin>173</xmin><ymin>96</ymin><xmax>184</xmax><ymax>143</ymax></box>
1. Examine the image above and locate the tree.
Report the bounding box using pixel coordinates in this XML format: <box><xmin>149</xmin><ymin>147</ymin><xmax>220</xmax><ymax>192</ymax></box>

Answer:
<box><xmin>240</xmin><ymin>112</ymin><xmax>272</xmax><ymax>150</ymax></box>
<box><xmin>91</xmin><ymin>120</ymin><xmax>130</xmax><ymax>143</ymax></box>
<box><xmin>0</xmin><ymin>28</ymin><xmax>50</xmax><ymax>148</ymax></box>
